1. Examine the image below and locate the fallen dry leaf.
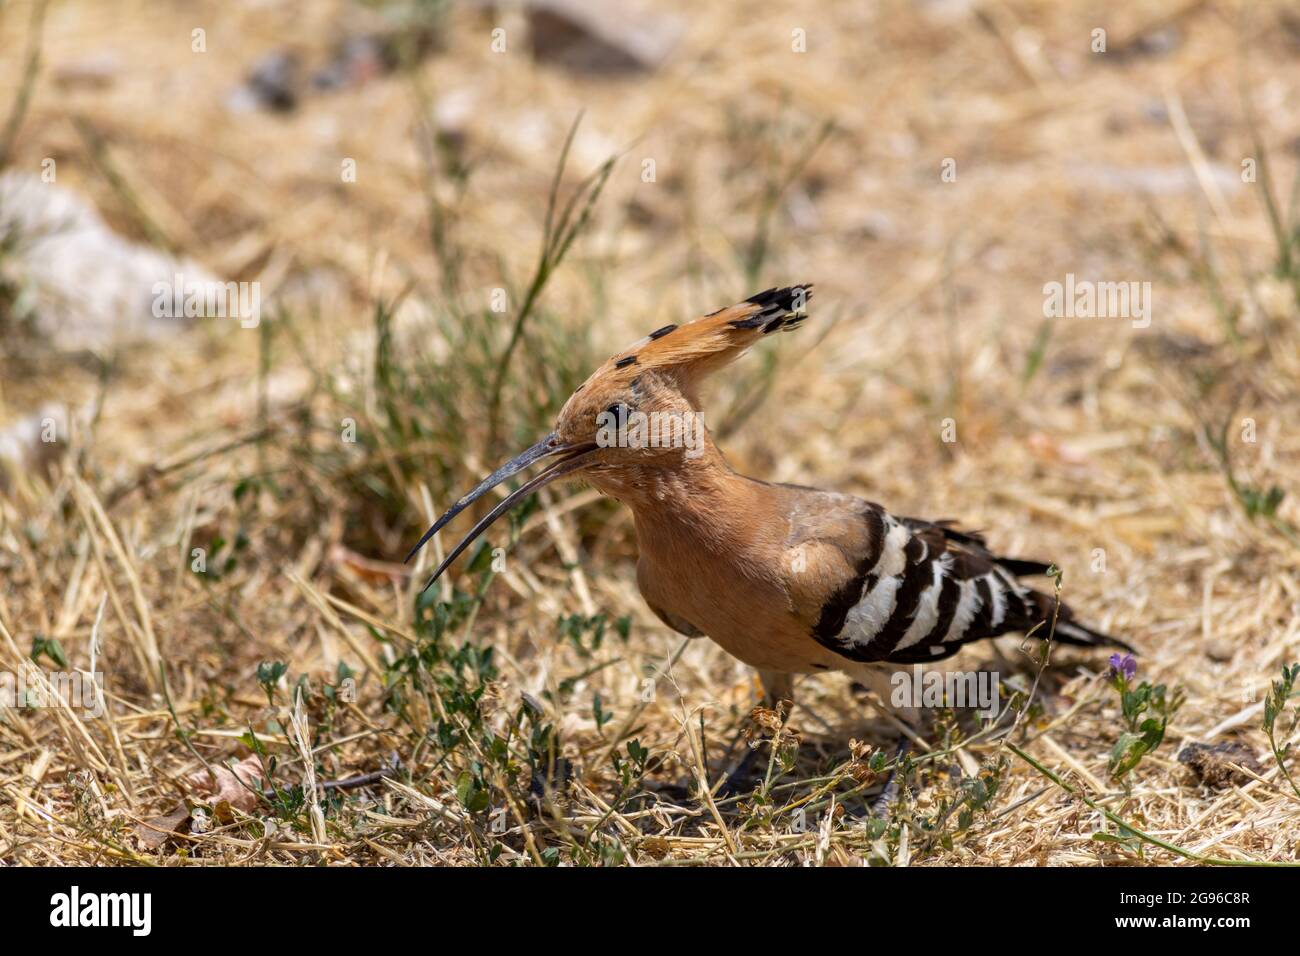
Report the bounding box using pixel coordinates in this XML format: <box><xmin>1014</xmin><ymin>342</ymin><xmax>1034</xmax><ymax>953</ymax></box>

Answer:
<box><xmin>187</xmin><ymin>755</ymin><xmax>266</xmax><ymax>812</ymax></box>
<box><xmin>133</xmin><ymin>804</ymin><xmax>191</xmax><ymax>850</ymax></box>
<box><xmin>133</xmin><ymin>757</ymin><xmax>266</xmax><ymax>850</ymax></box>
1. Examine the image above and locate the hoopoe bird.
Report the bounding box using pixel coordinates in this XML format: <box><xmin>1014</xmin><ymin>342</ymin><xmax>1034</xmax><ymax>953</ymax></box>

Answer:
<box><xmin>407</xmin><ymin>285</ymin><xmax>1133</xmax><ymax>719</ymax></box>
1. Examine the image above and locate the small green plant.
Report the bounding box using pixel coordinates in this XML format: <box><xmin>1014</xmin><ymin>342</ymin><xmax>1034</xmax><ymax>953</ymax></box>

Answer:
<box><xmin>1263</xmin><ymin>662</ymin><xmax>1300</xmax><ymax>801</ymax></box>
<box><xmin>556</xmin><ymin>613</ymin><xmax>619</xmax><ymax>656</ymax></box>
<box><xmin>1201</xmin><ymin>415</ymin><xmax>1300</xmax><ymax>549</ymax></box>
<box><xmin>612</xmin><ymin>739</ymin><xmax>649</xmax><ymax>789</ymax></box>
<box><xmin>485</xmin><ymin>112</ymin><xmax>616</xmax><ymax>453</ymax></box>
<box><xmin>729</xmin><ymin>111</ymin><xmax>834</xmax><ymax>287</ymax></box>
<box><xmin>591</xmin><ymin>693</ymin><xmax>613</xmax><ymax>733</ymax></box>
<box><xmin>255</xmin><ymin>660</ymin><xmax>288</xmax><ymax>706</ymax></box>
<box><xmin>1106</xmin><ymin>654</ymin><xmax>1184</xmax><ymax>783</ymax></box>
<box><xmin>1019</xmin><ymin>315</ymin><xmax>1055</xmax><ymax>389</ymax></box>
<box><xmin>234</xmin><ymin>729</ymin><xmax>311</xmax><ymax>830</ymax></box>
<box><xmin>192</xmin><ymin>530</ymin><xmax>251</xmax><ymax>581</ymax></box>
<box><xmin>0</xmin><ymin>0</ymin><xmax>49</xmax><ymax>168</ymax></box>
<box><xmin>1241</xmin><ymin>79</ymin><xmax>1300</xmax><ymax>308</ymax></box>
<box><xmin>1090</xmin><ymin>819</ymin><xmax>1147</xmax><ymax>857</ymax></box>
<box><xmin>898</xmin><ymin>752</ymin><xmax>1009</xmax><ymax>858</ymax></box>
<box><xmin>30</xmin><ymin>634</ymin><xmax>67</xmax><ymax>668</ymax></box>
<box><xmin>321</xmin><ymin>661</ymin><xmax>356</xmax><ymax>704</ymax></box>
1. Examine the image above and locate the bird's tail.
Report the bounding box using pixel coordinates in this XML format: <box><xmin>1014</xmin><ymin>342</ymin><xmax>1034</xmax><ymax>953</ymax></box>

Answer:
<box><xmin>1034</xmin><ymin>594</ymin><xmax>1137</xmax><ymax>655</ymax></box>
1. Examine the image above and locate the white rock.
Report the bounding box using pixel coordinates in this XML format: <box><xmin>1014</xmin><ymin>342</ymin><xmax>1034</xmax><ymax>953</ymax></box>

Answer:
<box><xmin>0</xmin><ymin>171</ymin><xmax>221</xmax><ymax>349</ymax></box>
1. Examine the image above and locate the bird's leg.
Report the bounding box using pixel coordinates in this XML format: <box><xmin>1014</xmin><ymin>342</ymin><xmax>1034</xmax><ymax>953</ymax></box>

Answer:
<box><xmin>870</xmin><ymin>736</ymin><xmax>910</xmax><ymax>817</ymax></box>
<box><xmin>715</xmin><ymin>670</ymin><xmax>795</xmax><ymax>797</ymax></box>
<box><xmin>845</xmin><ymin>664</ymin><xmax>925</xmax><ymax>817</ymax></box>
<box><xmin>849</xmin><ymin>663</ymin><xmax>924</xmax><ymax>734</ymax></box>
<box><xmin>758</xmin><ymin>669</ymin><xmax>796</xmax><ymax>711</ymax></box>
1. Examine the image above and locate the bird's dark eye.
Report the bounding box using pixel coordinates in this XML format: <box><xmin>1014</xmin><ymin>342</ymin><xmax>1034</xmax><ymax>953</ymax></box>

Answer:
<box><xmin>601</xmin><ymin>403</ymin><xmax>630</xmax><ymax>427</ymax></box>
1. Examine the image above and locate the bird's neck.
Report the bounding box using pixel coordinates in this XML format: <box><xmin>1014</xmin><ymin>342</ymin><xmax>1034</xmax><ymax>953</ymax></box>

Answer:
<box><xmin>590</xmin><ymin>445</ymin><xmax>786</xmax><ymax>570</ymax></box>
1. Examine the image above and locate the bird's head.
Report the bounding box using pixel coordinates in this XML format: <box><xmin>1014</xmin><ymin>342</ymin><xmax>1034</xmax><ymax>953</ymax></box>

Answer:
<box><xmin>405</xmin><ymin>284</ymin><xmax>812</xmax><ymax>589</ymax></box>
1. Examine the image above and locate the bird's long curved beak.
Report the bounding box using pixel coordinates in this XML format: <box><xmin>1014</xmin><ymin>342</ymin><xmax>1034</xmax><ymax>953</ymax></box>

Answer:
<box><xmin>405</xmin><ymin>433</ymin><xmax>598</xmax><ymax>592</ymax></box>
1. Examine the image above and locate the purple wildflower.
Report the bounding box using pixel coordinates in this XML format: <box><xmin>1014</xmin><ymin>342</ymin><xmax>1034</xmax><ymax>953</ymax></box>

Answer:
<box><xmin>1109</xmin><ymin>653</ymin><xmax>1137</xmax><ymax>682</ymax></box>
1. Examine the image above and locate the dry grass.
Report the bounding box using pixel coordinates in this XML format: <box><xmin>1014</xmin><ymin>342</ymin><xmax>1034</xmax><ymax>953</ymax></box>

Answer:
<box><xmin>1</xmin><ymin>0</ymin><xmax>1299</xmax><ymax>866</ymax></box>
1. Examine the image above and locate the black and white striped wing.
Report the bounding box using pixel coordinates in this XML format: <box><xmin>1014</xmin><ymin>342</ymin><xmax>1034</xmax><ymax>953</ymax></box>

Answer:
<box><xmin>809</xmin><ymin>506</ymin><xmax>1084</xmax><ymax>664</ymax></box>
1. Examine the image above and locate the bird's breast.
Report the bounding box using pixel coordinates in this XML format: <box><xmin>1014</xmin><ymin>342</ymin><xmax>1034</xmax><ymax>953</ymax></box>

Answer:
<box><xmin>635</xmin><ymin>548</ymin><xmax>841</xmax><ymax>674</ymax></box>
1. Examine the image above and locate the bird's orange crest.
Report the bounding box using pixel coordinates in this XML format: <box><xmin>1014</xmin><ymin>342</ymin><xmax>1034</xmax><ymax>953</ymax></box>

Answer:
<box><xmin>565</xmin><ymin>283</ymin><xmax>814</xmax><ymax>410</ymax></box>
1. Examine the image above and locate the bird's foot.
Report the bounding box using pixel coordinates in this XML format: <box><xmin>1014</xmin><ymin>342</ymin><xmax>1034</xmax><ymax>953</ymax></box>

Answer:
<box><xmin>870</xmin><ymin>736</ymin><xmax>910</xmax><ymax>818</ymax></box>
<box><xmin>714</xmin><ymin>744</ymin><xmax>762</xmax><ymax>798</ymax></box>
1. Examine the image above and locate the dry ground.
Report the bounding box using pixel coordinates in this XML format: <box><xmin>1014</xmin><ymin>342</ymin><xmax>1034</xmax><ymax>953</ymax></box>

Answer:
<box><xmin>1</xmin><ymin>0</ymin><xmax>1298</xmax><ymax>865</ymax></box>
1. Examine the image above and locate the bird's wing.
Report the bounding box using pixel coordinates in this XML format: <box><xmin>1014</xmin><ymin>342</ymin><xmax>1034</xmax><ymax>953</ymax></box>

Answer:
<box><xmin>784</xmin><ymin>497</ymin><xmax>1131</xmax><ymax>664</ymax></box>
<box><xmin>899</xmin><ymin>517</ymin><xmax>1055</xmax><ymax>578</ymax></box>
